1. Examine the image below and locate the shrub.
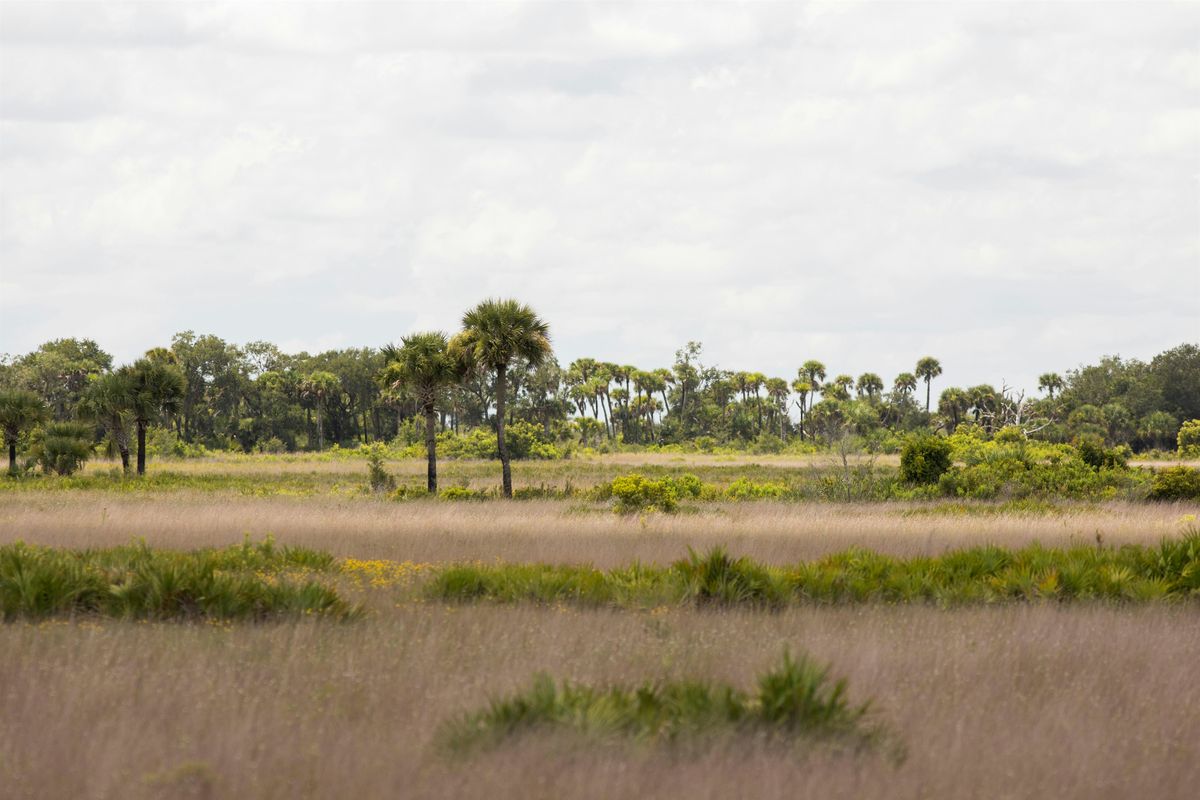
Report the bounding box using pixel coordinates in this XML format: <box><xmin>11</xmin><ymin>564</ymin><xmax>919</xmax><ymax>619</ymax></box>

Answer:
<box><xmin>1179</xmin><ymin>420</ymin><xmax>1200</xmax><ymax>458</ymax></box>
<box><xmin>440</xmin><ymin>486</ymin><xmax>491</xmax><ymax>501</ymax></box>
<box><xmin>1076</xmin><ymin>437</ymin><xmax>1128</xmax><ymax>471</ymax></box>
<box><xmin>609</xmin><ymin>473</ymin><xmax>679</xmax><ymax>513</ymax></box>
<box><xmin>725</xmin><ymin>478</ymin><xmax>786</xmax><ymax>500</ymax></box>
<box><xmin>899</xmin><ymin>435</ymin><xmax>952</xmax><ymax>484</ymax></box>
<box><xmin>33</xmin><ymin>421</ymin><xmax>94</xmax><ymax>476</ymax></box>
<box><xmin>673</xmin><ymin>546</ymin><xmax>786</xmax><ymax>607</ymax></box>
<box><xmin>363</xmin><ymin>443</ymin><xmax>396</xmax><ymax>493</ymax></box>
<box><xmin>1148</xmin><ymin>466</ymin><xmax>1200</xmax><ymax>502</ymax></box>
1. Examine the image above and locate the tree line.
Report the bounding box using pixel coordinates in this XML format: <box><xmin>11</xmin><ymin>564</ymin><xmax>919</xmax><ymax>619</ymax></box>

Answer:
<box><xmin>2</xmin><ymin>299</ymin><xmax>1197</xmax><ymax>489</ymax></box>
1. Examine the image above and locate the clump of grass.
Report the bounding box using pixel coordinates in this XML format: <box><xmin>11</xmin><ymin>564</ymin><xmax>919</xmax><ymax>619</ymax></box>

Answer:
<box><xmin>0</xmin><ymin>539</ymin><xmax>357</xmax><ymax>621</ymax></box>
<box><xmin>424</xmin><ymin>531</ymin><xmax>1200</xmax><ymax>608</ymax></box>
<box><xmin>439</xmin><ymin>650</ymin><xmax>887</xmax><ymax>755</ymax></box>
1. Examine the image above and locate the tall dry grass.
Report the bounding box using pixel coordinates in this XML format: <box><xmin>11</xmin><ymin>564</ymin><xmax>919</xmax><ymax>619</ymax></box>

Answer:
<box><xmin>1</xmin><ymin>605</ymin><xmax>1196</xmax><ymax>799</ymax></box>
<box><xmin>1</xmin><ymin>491</ymin><xmax>1193</xmax><ymax>566</ymax></box>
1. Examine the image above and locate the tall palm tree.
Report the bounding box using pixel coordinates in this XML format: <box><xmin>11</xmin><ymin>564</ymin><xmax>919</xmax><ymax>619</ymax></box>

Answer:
<box><xmin>300</xmin><ymin>371</ymin><xmax>341</xmax><ymax>451</ymax></box>
<box><xmin>121</xmin><ymin>358</ymin><xmax>186</xmax><ymax>475</ymax></box>
<box><xmin>800</xmin><ymin>360</ymin><xmax>826</xmax><ymax>396</ymax></box>
<box><xmin>915</xmin><ymin>357</ymin><xmax>943</xmax><ymax>412</ymax></box>
<box><xmin>791</xmin><ymin>378</ymin><xmax>812</xmax><ymax>439</ymax></box>
<box><xmin>77</xmin><ymin>371</ymin><xmax>134</xmax><ymax>473</ymax></box>
<box><xmin>380</xmin><ymin>332</ymin><xmax>459</xmax><ymax>493</ymax></box>
<box><xmin>0</xmin><ymin>389</ymin><xmax>48</xmax><ymax>474</ymax></box>
<box><xmin>454</xmin><ymin>299</ymin><xmax>551</xmax><ymax>498</ymax></box>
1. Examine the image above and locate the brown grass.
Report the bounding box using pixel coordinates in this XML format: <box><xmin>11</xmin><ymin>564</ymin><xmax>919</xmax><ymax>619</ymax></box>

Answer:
<box><xmin>1</xmin><ymin>492</ymin><xmax>1195</xmax><ymax>566</ymax></box>
<box><xmin>1</xmin><ymin>605</ymin><xmax>1197</xmax><ymax>799</ymax></box>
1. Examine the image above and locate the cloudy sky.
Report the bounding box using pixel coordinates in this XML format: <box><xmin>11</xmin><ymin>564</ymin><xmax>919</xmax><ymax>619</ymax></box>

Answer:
<box><xmin>1</xmin><ymin>1</ymin><xmax>1197</xmax><ymax>392</ymax></box>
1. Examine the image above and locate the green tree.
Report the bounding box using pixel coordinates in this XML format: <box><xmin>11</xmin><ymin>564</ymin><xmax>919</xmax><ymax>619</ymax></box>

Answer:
<box><xmin>1038</xmin><ymin>372</ymin><xmax>1064</xmax><ymax>399</ymax></box>
<box><xmin>381</xmin><ymin>332</ymin><xmax>459</xmax><ymax>493</ymax></box>
<box><xmin>122</xmin><ymin>358</ymin><xmax>187</xmax><ymax>475</ymax></box>
<box><xmin>915</xmin><ymin>357</ymin><xmax>943</xmax><ymax>412</ymax></box>
<box><xmin>77</xmin><ymin>372</ymin><xmax>134</xmax><ymax>473</ymax></box>
<box><xmin>0</xmin><ymin>389</ymin><xmax>48</xmax><ymax>474</ymax></box>
<box><xmin>454</xmin><ymin>299</ymin><xmax>551</xmax><ymax>498</ymax></box>
<box><xmin>34</xmin><ymin>421</ymin><xmax>94</xmax><ymax>476</ymax></box>
<box><xmin>299</xmin><ymin>372</ymin><xmax>341</xmax><ymax>452</ymax></box>
<box><xmin>855</xmin><ymin>373</ymin><xmax>884</xmax><ymax>401</ymax></box>
<box><xmin>892</xmin><ymin>372</ymin><xmax>917</xmax><ymax>397</ymax></box>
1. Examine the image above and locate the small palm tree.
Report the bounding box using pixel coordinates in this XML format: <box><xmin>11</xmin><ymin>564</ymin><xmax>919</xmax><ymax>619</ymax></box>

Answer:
<box><xmin>300</xmin><ymin>371</ymin><xmax>341</xmax><ymax>451</ymax></box>
<box><xmin>893</xmin><ymin>372</ymin><xmax>917</xmax><ymax>397</ymax></box>
<box><xmin>77</xmin><ymin>372</ymin><xmax>135</xmax><ymax>473</ymax></box>
<box><xmin>454</xmin><ymin>299</ymin><xmax>551</xmax><ymax>498</ymax></box>
<box><xmin>121</xmin><ymin>358</ymin><xmax>187</xmax><ymax>475</ymax></box>
<box><xmin>0</xmin><ymin>389</ymin><xmax>48</xmax><ymax>474</ymax></box>
<box><xmin>1038</xmin><ymin>372</ymin><xmax>1064</xmax><ymax>399</ymax></box>
<box><xmin>915</xmin><ymin>357</ymin><xmax>943</xmax><ymax>412</ymax></box>
<box><xmin>381</xmin><ymin>332</ymin><xmax>459</xmax><ymax>493</ymax></box>
<box><xmin>856</xmin><ymin>373</ymin><xmax>884</xmax><ymax>401</ymax></box>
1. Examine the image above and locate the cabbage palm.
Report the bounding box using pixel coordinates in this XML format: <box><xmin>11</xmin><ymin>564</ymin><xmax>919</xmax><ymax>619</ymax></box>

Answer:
<box><xmin>0</xmin><ymin>389</ymin><xmax>48</xmax><ymax>474</ymax></box>
<box><xmin>300</xmin><ymin>371</ymin><xmax>341</xmax><ymax>452</ymax></box>
<box><xmin>381</xmin><ymin>332</ymin><xmax>458</xmax><ymax>493</ymax></box>
<box><xmin>121</xmin><ymin>358</ymin><xmax>187</xmax><ymax>475</ymax></box>
<box><xmin>454</xmin><ymin>299</ymin><xmax>551</xmax><ymax>497</ymax></box>
<box><xmin>915</xmin><ymin>357</ymin><xmax>943</xmax><ymax>412</ymax></box>
<box><xmin>893</xmin><ymin>372</ymin><xmax>917</xmax><ymax>397</ymax></box>
<box><xmin>77</xmin><ymin>372</ymin><xmax>134</xmax><ymax>473</ymax></box>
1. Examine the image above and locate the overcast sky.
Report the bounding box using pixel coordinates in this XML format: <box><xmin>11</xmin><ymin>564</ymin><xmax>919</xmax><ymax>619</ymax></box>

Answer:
<box><xmin>1</xmin><ymin>1</ymin><xmax>1197</xmax><ymax>392</ymax></box>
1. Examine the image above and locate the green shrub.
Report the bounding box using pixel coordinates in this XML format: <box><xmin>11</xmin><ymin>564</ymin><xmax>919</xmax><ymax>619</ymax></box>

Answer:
<box><xmin>440</xmin><ymin>486</ymin><xmax>491</xmax><ymax>501</ymax></box>
<box><xmin>363</xmin><ymin>443</ymin><xmax>396</xmax><ymax>493</ymax></box>
<box><xmin>32</xmin><ymin>422</ymin><xmax>94</xmax><ymax>476</ymax></box>
<box><xmin>673</xmin><ymin>546</ymin><xmax>786</xmax><ymax>607</ymax></box>
<box><xmin>725</xmin><ymin>477</ymin><xmax>787</xmax><ymax>500</ymax></box>
<box><xmin>1148</xmin><ymin>466</ymin><xmax>1200</xmax><ymax>502</ymax></box>
<box><xmin>1076</xmin><ymin>437</ymin><xmax>1128</xmax><ymax>471</ymax></box>
<box><xmin>437</xmin><ymin>650</ymin><xmax>882</xmax><ymax>753</ymax></box>
<box><xmin>1179</xmin><ymin>419</ymin><xmax>1200</xmax><ymax>458</ymax></box>
<box><xmin>899</xmin><ymin>435</ymin><xmax>952</xmax><ymax>484</ymax></box>
<box><xmin>609</xmin><ymin>473</ymin><xmax>679</xmax><ymax>513</ymax></box>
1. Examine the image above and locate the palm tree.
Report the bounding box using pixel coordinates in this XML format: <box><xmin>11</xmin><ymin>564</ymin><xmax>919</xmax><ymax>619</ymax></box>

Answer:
<box><xmin>77</xmin><ymin>372</ymin><xmax>134</xmax><ymax>473</ymax></box>
<box><xmin>791</xmin><ymin>378</ymin><xmax>812</xmax><ymax>439</ymax></box>
<box><xmin>856</xmin><ymin>373</ymin><xmax>884</xmax><ymax>401</ymax></box>
<box><xmin>0</xmin><ymin>389</ymin><xmax>48</xmax><ymax>474</ymax></box>
<box><xmin>915</xmin><ymin>357</ymin><xmax>943</xmax><ymax>412</ymax></box>
<box><xmin>380</xmin><ymin>332</ymin><xmax>458</xmax><ymax>493</ymax></box>
<box><xmin>121</xmin><ymin>358</ymin><xmax>186</xmax><ymax>475</ymax></box>
<box><xmin>827</xmin><ymin>374</ymin><xmax>854</xmax><ymax>402</ymax></box>
<box><xmin>938</xmin><ymin>387</ymin><xmax>969</xmax><ymax>431</ymax></box>
<box><xmin>1038</xmin><ymin>372</ymin><xmax>1064</xmax><ymax>399</ymax></box>
<box><xmin>300</xmin><ymin>371</ymin><xmax>341</xmax><ymax>451</ymax></box>
<box><xmin>800</xmin><ymin>360</ymin><xmax>826</xmax><ymax>397</ymax></box>
<box><xmin>765</xmin><ymin>378</ymin><xmax>790</xmax><ymax>436</ymax></box>
<box><xmin>893</xmin><ymin>372</ymin><xmax>917</xmax><ymax>398</ymax></box>
<box><xmin>454</xmin><ymin>299</ymin><xmax>551</xmax><ymax>498</ymax></box>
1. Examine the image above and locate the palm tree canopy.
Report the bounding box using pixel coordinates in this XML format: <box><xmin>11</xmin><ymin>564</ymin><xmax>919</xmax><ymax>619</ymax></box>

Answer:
<box><xmin>456</xmin><ymin>298</ymin><xmax>551</xmax><ymax>370</ymax></box>
<box><xmin>380</xmin><ymin>332</ymin><xmax>458</xmax><ymax>409</ymax></box>
<box><xmin>77</xmin><ymin>371</ymin><xmax>133</xmax><ymax>423</ymax></box>
<box><xmin>120</xmin><ymin>359</ymin><xmax>187</xmax><ymax>422</ymax></box>
<box><xmin>893</xmin><ymin>372</ymin><xmax>918</xmax><ymax>394</ymax></box>
<box><xmin>915</xmin><ymin>357</ymin><xmax>943</xmax><ymax>381</ymax></box>
<box><xmin>0</xmin><ymin>389</ymin><xmax>49</xmax><ymax>442</ymax></box>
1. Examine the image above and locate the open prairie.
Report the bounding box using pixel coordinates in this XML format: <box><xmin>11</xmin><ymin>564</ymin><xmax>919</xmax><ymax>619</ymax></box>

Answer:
<box><xmin>2</xmin><ymin>454</ymin><xmax>1199</xmax><ymax>799</ymax></box>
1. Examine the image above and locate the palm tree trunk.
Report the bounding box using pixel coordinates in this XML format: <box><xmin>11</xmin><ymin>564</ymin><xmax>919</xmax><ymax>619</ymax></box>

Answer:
<box><xmin>316</xmin><ymin>405</ymin><xmax>324</xmax><ymax>451</ymax></box>
<box><xmin>7</xmin><ymin>441</ymin><xmax>16</xmax><ymax>474</ymax></box>
<box><xmin>925</xmin><ymin>381</ymin><xmax>931</xmax><ymax>413</ymax></box>
<box><xmin>424</xmin><ymin>405</ymin><xmax>438</xmax><ymax>493</ymax></box>
<box><xmin>136</xmin><ymin>419</ymin><xmax>147</xmax><ymax>476</ymax></box>
<box><xmin>495</xmin><ymin>363</ymin><xmax>512</xmax><ymax>497</ymax></box>
<box><xmin>119</xmin><ymin>442</ymin><xmax>130</xmax><ymax>474</ymax></box>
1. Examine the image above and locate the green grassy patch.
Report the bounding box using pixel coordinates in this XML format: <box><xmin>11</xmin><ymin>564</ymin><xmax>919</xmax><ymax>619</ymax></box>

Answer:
<box><xmin>0</xmin><ymin>538</ymin><xmax>357</xmax><ymax>621</ymax></box>
<box><xmin>439</xmin><ymin>650</ymin><xmax>891</xmax><ymax>756</ymax></box>
<box><xmin>425</xmin><ymin>533</ymin><xmax>1200</xmax><ymax>608</ymax></box>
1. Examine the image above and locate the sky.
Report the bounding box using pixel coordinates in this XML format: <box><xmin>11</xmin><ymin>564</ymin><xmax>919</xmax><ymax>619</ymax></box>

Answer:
<box><xmin>1</xmin><ymin>1</ymin><xmax>1197</xmax><ymax>394</ymax></box>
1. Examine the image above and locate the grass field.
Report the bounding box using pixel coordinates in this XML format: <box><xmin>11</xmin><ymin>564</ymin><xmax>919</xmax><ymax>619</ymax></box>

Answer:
<box><xmin>2</xmin><ymin>454</ymin><xmax>1198</xmax><ymax>799</ymax></box>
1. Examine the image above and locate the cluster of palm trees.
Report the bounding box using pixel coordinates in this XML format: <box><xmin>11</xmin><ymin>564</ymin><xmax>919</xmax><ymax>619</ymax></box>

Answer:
<box><xmin>0</xmin><ymin>357</ymin><xmax>185</xmax><ymax>476</ymax></box>
<box><xmin>379</xmin><ymin>298</ymin><xmax>551</xmax><ymax>497</ymax></box>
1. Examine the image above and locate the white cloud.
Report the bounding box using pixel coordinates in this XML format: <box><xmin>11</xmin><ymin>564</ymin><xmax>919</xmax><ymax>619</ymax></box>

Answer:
<box><xmin>1</xmin><ymin>1</ymin><xmax>1197</xmax><ymax>392</ymax></box>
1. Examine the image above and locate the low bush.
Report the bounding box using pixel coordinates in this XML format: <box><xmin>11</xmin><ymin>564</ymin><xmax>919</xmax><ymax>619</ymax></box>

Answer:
<box><xmin>438</xmin><ymin>650</ymin><xmax>884</xmax><ymax>754</ymax></box>
<box><xmin>1148</xmin><ymin>466</ymin><xmax>1200</xmax><ymax>502</ymax></box>
<box><xmin>899</xmin><ymin>435</ymin><xmax>952</xmax><ymax>485</ymax></box>
<box><xmin>725</xmin><ymin>477</ymin><xmax>787</xmax><ymax>500</ymax></box>
<box><xmin>440</xmin><ymin>486</ymin><xmax>492</xmax><ymax>501</ymax></box>
<box><xmin>608</xmin><ymin>473</ymin><xmax>681</xmax><ymax>513</ymax></box>
<box><xmin>0</xmin><ymin>539</ymin><xmax>355</xmax><ymax>621</ymax></box>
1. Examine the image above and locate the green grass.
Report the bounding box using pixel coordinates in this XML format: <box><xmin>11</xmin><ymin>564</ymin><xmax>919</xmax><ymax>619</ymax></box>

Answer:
<box><xmin>439</xmin><ymin>649</ymin><xmax>890</xmax><ymax>755</ymax></box>
<box><xmin>0</xmin><ymin>538</ymin><xmax>356</xmax><ymax>621</ymax></box>
<box><xmin>425</xmin><ymin>532</ymin><xmax>1200</xmax><ymax>608</ymax></box>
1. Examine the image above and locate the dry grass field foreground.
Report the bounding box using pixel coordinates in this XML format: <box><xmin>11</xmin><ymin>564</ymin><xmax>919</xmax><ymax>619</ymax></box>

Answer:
<box><xmin>1</xmin><ymin>605</ymin><xmax>1197</xmax><ymax>800</ymax></box>
<box><xmin>2</xmin><ymin>492</ymin><xmax>1197</xmax><ymax>565</ymax></box>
